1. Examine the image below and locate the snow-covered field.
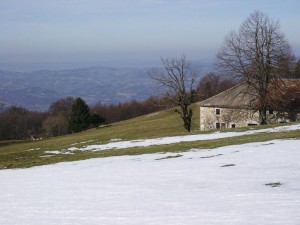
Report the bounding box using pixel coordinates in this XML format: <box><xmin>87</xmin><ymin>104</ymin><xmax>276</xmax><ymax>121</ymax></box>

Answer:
<box><xmin>1</xmin><ymin>137</ymin><xmax>300</xmax><ymax>224</ymax></box>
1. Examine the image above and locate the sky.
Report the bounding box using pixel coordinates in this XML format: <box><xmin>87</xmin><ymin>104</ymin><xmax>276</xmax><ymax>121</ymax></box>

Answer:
<box><xmin>0</xmin><ymin>0</ymin><xmax>300</xmax><ymax>71</ymax></box>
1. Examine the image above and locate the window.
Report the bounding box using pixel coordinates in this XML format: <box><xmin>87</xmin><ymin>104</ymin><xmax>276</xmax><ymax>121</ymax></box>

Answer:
<box><xmin>231</xmin><ymin>124</ymin><xmax>236</xmax><ymax>128</ymax></box>
<box><xmin>216</xmin><ymin>108</ymin><xmax>221</xmax><ymax>115</ymax></box>
<box><xmin>248</xmin><ymin>123</ymin><xmax>258</xmax><ymax>126</ymax></box>
<box><xmin>216</xmin><ymin>123</ymin><xmax>226</xmax><ymax>129</ymax></box>
<box><xmin>269</xmin><ymin>109</ymin><xmax>274</xmax><ymax>115</ymax></box>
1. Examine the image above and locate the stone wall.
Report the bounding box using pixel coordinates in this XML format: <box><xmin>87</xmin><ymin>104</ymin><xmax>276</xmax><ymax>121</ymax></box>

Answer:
<box><xmin>199</xmin><ymin>107</ymin><xmax>260</xmax><ymax>131</ymax></box>
<box><xmin>200</xmin><ymin>106</ymin><xmax>300</xmax><ymax>131</ymax></box>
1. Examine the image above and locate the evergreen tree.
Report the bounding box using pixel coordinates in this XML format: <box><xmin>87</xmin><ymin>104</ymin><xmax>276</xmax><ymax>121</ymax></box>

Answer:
<box><xmin>69</xmin><ymin>97</ymin><xmax>91</xmax><ymax>133</ymax></box>
<box><xmin>89</xmin><ymin>113</ymin><xmax>105</xmax><ymax>128</ymax></box>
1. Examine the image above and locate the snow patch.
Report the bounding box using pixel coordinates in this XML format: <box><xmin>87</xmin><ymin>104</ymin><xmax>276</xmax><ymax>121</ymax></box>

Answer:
<box><xmin>43</xmin><ymin>150</ymin><xmax>74</xmax><ymax>156</ymax></box>
<box><xmin>26</xmin><ymin>148</ymin><xmax>41</xmax><ymax>151</ymax></box>
<box><xmin>67</xmin><ymin>124</ymin><xmax>300</xmax><ymax>152</ymax></box>
<box><xmin>110</xmin><ymin>138</ymin><xmax>122</xmax><ymax>142</ymax></box>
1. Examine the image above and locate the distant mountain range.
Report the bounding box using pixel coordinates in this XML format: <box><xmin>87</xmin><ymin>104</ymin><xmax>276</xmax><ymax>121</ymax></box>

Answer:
<box><xmin>0</xmin><ymin>61</ymin><xmax>212</xmax><ymax>111</ymax></box>
<box><xmin>0</xmin><ymin>67</ymin><xmax>157</xmax><ymax>111</ymax></box>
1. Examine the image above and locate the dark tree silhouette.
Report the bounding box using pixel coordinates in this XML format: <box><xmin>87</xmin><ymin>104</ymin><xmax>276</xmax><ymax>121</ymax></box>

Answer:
<box><xmin>69</xmin><ymin>97</ymin><xmax>91</xmax><ymax>133</ymax></box>
<box><xmin>89</xmin><ymin>113</ymin><xmax>105</xmax><ymax>128</ymax></box>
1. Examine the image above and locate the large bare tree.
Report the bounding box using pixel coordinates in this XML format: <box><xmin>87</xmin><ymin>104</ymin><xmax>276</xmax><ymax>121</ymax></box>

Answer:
<box><xmin>149</xmin><ymin>55</ymin><xmax>200</xmax><ymax>132</ymax></box>
<box><xmin>217</xmin><ymin>10</ymin><xmax>294</xmax><ymax>124</ymax></box>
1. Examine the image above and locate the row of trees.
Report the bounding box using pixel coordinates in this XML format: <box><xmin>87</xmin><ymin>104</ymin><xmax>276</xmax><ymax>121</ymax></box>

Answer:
<box><xmin>0</xmin><ymin>107</ymin><xmax>47</xmax><ymax>140</ymax></box>
<box><xmin>0</xmin><ymin>96</ymin><xmax>165</xmax><ymax>140</ymax></box>
<box><xmin>92</xmin><ymin>96</ymin><xmax>165</xmax><ymax>124</ymax></box>
<box><xmin>0</xmin><ymin>97</ymin><xmax>97</xmax><ymax>140</ymax></box>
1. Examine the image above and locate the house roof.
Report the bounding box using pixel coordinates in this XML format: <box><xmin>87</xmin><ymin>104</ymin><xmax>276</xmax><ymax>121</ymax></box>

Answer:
<box><xmin>199</xmin><ymin>82</ymin><xmax>255</xmax><ymax>109</ymax></box>
<box><xmin>200</xmin><ymin>79</ymin><xmax>300</xmax><ymax>111</ymax></box>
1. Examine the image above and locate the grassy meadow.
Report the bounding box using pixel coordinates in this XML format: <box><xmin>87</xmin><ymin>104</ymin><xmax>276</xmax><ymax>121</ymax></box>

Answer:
<box><xmin>0</xmin><ymin>103</ymin><xmax>299</xmax><ymax>169</ymax></box>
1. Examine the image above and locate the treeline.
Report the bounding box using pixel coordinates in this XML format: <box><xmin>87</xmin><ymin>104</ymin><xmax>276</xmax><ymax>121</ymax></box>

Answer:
<box><xmin>0</xmin><ymin>107</ymin><xmax>47</xmax><ymax>140</ymax></box>
<box><xmin>0</xmin><ymin>95</ymin><xmax>166</xmax><ymax>141</ymax></box>
<box><xmin>1</xmin><ymin>62</ymin><xmax>299</xmax><ymax>141</ymax></box>
<box><xmin>92</xmin><ymin>96</ymin><xmax>165</xmax><ymax>124</ymax></box>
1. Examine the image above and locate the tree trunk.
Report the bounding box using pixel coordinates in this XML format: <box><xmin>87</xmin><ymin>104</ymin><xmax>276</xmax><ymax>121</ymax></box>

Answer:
<box><xmin>259</xmin><ymin>108</ymin><xmax>268</xmax><ymax>125</ymax></box>
<box><xmin>181</xmin><ymin>107</ymin><xmax>192</xmax><ymax>132</ymax></box>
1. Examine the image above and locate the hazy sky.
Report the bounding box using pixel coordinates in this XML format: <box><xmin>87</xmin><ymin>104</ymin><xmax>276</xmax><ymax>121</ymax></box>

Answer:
<box><xmin>0</xmin><ymin>0</ymin><xmax>300</xmax><ymax>70</ymax></box>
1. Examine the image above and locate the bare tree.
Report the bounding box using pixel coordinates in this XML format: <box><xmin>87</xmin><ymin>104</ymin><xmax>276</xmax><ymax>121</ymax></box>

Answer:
<box><xmin>48</xmin><ymin>96</ymin><xmax>75</xmax><ymax>118</ymax></box>
<box><xmin>44</xmin><ymin>97</ymin><xmax>75</xmax><ymax>136</ymax></box>
<box><xmin>149</xmin><ymin>55</ymin><xmax>200</xmax><ymax>132</ymax></box>
<box><xmin>217</xmin><ymin>10</ymin><xmax>294</xmax><ymax>124</ymax></box>
<box><xmin>43</xmin><ymin>114</ymin><xmax>69</xmax><ymax>137</ymax></box>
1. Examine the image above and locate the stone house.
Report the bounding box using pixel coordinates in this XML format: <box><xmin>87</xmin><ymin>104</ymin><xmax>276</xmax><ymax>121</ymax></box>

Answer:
<box><xmin>199</xmin><ymin>80</ymin><xmax>300</xmax><ymax>131</ymax></box>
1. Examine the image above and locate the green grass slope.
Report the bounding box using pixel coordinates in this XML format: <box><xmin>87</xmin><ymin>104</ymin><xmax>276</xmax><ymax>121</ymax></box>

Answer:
<box><xmin>0</xmin><ymin>104</ymin><xmax>299</xmax><ymax>169</ymax></box>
